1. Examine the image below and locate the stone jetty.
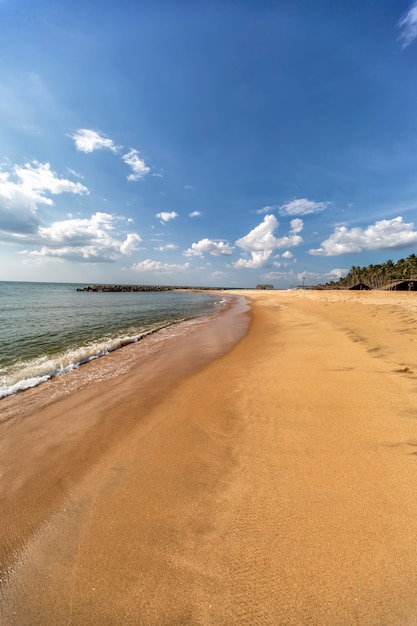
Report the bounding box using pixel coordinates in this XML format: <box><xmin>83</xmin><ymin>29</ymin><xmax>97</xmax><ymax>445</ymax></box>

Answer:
<box><xmin>76</xmin><ymin>285</ymin><xmax>215</xmax><ymax>292</ymax></box>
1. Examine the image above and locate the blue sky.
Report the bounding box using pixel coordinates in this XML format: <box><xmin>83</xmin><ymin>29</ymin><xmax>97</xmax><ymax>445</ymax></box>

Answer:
<box><xmin>1</xmin><ymin>0</ymin><xmax>417</xmax><ymax>288</ymax></box>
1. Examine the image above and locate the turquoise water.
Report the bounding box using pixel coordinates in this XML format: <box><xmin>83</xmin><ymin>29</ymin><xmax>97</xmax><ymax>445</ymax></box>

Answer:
<box><xmin>0</xmin><ymin>282</ymin><xmax>222</xmax><ymax>398</ymax></box>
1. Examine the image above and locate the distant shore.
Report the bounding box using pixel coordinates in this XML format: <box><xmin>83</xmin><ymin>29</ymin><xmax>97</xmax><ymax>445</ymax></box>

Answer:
<box><xmin>2</xmin><ymin>289</ymin><xmax>417</xmax><ymax>624</ymax></box>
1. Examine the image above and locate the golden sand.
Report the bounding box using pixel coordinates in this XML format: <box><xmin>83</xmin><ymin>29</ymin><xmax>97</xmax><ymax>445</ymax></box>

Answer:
<box><xmin>2</xmin><ymin>289</ymin><xmax>417</xmax><ymax>624</ymax></box>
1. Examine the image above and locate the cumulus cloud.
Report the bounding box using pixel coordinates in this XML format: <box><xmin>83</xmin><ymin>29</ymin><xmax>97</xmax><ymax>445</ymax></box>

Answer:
<box><xmin>156</xmin><ymin>211</ymin><xmax>179</xmax><ymax>224</ymax></box>
<box><xmin>6</xmin><ymin>161</ymin><xmax>87</xmax><ymax>200</ymax></box>
<box><xmin>235</xmin><ymin>215</ymin><xmax>280</xmax><ymax>252</ymax></box>
<box><xmin>309</xmin><ymin>216</ymin><xmax>417</xmax><ymax>256</ymax></box>
<box><xmin>0</xmin><ymin>161</ymin><xmax>88</xmax><ymax>236</ymax></box>
<box><xmin>132</xmin><ymin>259</ymin><xmax>191</xmax><ymax>273</ymax></box>
<box><xmin>282</xmin><ymin>250</ymin><xmax>294</xmax><ymax>259</ymax></box>
<box><xmin>70</xmin><ymin>129</ymin><xmax>119</xmax><ymax>153</ymax></box>
<box><xmin>120</xmin><ymin>233</ymin><xmax>142</xmax><ymax>255</ymax></box>
<box><xmin>122</xmin><ymin>149</ymin><xmax>150</xmax><ymax>181</ymax></box>
<box><xmin>234</xmin><ymin>249</ymin><xmax>274</xmax><ymax>269</ymax></box>
<box><xmin>184</xmin><ymin>238</ymin><xmax>234</xmax><ymax>257</ymax></box>
<box><xmin>234</xmin><ymin>214</ymin><xmax>303</xmax><ymax>269</ymax></box>
<box><xmin>279</xmin><ymin>198</ymin><xmax>330</xmax><ymax>216</ymax></box>
<box><xmin>328</xmin><ymin>268</ymin><xmax>349</xmax><ymax>280</ymax></box>
<box><xmin>29</xmin><ymin>212</ymin><xmax>141</xmax><ymax>263</ymax></box>
<box><xmin>189</xmin><ymin>211</ymin><xmax>202</xmax><ymax>218</ymax></box>
<box><xmin>398</xmin><ymin>2</ymin><xmax>417</xmax><ymax>48</ymax></box>
<box><xmin>290</xmin><ymin>218</ymin><xmax>303</xmax><ymax>234</ymax></box>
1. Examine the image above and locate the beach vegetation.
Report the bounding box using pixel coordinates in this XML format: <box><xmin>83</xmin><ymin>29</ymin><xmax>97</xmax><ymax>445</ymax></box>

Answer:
<box><xmin>319</xmin><ymin>254</ymin><xmax>417</xmax><ymax>290</ymax></box>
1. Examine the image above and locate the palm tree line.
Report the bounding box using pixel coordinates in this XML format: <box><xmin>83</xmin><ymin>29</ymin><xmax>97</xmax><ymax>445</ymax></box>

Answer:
<box><xmin>321</xmin><ymin>254</ymin><xmax>417</xmax><ymax>289</ymax></box>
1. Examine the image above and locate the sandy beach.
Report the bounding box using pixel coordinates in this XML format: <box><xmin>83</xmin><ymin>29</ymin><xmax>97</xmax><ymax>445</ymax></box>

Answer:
<box><xmin>2</xmin><ymin>289</ymin><xmax>417</xmax><ymax>624</ymax></box>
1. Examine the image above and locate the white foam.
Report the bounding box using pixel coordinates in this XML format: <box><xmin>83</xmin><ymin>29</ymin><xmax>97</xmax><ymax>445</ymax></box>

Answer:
<box><xmin>0</xmin><ymin>320</ymin><xmax>182</xmax><ymax>399</ymax></box>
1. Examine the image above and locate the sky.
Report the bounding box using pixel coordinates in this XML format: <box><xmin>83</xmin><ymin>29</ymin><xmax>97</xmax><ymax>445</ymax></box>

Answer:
<box><xmin>1</xmin><ymin>0</ymin><xmax>417</xmax><ymax>288</ymax></box>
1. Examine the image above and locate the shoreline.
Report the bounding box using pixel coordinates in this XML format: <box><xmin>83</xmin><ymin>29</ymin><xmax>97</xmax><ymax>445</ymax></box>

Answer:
<box><xmin>3</xmin><ymin>290</ymin><xmax>417</xmax><ymax>623</ymax></box>
<box><xmin>0</xmin><ymin>288</ymin><xmax>227</xmax><ymax>402</ymax></box>
<box><xmin>0</xmin><ymin>294</ymin><xmax>250</xmax><ymax>574</ymax></box>
<box><xmin>0</xmin><ymin>292</ymin><xmax>245</xmax><ymax>419</ymax></box>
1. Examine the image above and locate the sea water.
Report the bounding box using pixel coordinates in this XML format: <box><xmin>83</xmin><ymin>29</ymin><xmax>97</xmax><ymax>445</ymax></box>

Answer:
<box><xmin>0</xmin><ymin>282</ymin><xmax>223</xmax><ymax>399</ymax></box>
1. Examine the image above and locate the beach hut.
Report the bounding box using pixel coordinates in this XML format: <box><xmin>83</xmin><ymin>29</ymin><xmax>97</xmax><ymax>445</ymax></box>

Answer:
<box><xmin>381</xmin><ymin>279</ymin><xmax>417</xmax><ymax>291</ymax></box>
<box><xmin>348</xmin><ymin>282</ymin><xmax>372</xmax><ymax>290</ymax></box>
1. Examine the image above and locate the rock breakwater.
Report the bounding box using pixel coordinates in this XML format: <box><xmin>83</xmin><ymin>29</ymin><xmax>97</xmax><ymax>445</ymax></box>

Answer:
<box><xmin>76</xmin><ymin>285</ymin><xmax>216</xmax><ymax>292</ymax></box>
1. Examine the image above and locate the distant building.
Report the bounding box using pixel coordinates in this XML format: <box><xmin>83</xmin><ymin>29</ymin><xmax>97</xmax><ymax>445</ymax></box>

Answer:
<box><xmin>256</xmin><ymin>284</ymin><xmax>273</xmax><ymax>290</ymax></box>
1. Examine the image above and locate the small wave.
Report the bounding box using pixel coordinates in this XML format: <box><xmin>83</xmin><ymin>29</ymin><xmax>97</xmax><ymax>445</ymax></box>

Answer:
<box><xmin>0</xmin><ymin>320</ymin><xmax>183</xmax><ymax>400</ymax></box>
<box><xmin>2</xmin><ymin>375</ymin><xmax>52</xmax><ymax>398</ymax></box>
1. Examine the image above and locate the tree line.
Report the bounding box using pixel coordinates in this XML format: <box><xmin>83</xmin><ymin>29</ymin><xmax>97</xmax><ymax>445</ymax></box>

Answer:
<box><xmin>321</xmin><ymin>254</ymin><xmax>417</xmax><ymax>289</ymax></box>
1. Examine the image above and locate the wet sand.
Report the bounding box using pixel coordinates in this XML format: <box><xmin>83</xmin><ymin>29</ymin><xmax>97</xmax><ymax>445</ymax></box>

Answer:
<box><xmin>3</xmin><ymin>289</ymin><xmax>417</xmax><ymax>624</ymax></box>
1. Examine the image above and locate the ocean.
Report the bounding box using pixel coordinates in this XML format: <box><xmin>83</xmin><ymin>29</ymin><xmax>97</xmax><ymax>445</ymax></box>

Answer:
<box><xmin>0</xmin><ymin>281</ymin><xmax>225</xmax><ymax>400</ymax></box>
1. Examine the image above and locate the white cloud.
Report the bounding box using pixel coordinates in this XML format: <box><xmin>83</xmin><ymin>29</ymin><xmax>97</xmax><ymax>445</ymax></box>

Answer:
<box><xmin>122</xmin><ymin>149</ymin><xmax>150</xmax><ymax>181</ymax></box>
<box><xmin>309</xmin><ymin>216</ymin><xmax>417</xmax><ymax>256</ymax></box>
<box><xmin>15</xmin><ymin>161</ymin><xmax>87</xmax><ymax>197</ymax></box>
<box><xmin>70</xmin><ymin>129</ymin><xmax>151</xmax><ymax>181</ymax></box>
<box><xmin>290</xmin><ymin>218</ymin><xmax>303</xmax><ymax>234</ymax></box>
<box><xmin>155</xmin><ymin>243</ymin><xmax>179</xmax><ymax>251</ymax></box>
<box><xmin>261</xmin><ymin>269</ymin><xmax>297</xmax><ymax>282</ymax></box>
<box><xmin>234</xmin><ymin>214</ymin><xmax>303</xmax><ymax>269</ymax></box>
<box><xmin>120</xmin><ymin>233</ymin><xmax>142</xmax><ymax>254</ymax></box>
<box><xmin>132</xmin><ymin>259</ymin><xmax>191</xmax><ymax>273</ymax></box>
<box><xmin>235</xmin><ymin>215</ymin><xmax>280</xmax><ymax>252</ymax></box>
<box><xmin>70</xmin><ymin>129</ymin><xmax>119</xmax><ymax>153</ymax></box>
<box><xmin>328</xmin><ymin>268</ymin><xmax>349</xmax><ymax>280</ymax></box>
<box><xmin>0</xmin><ymin>161</ymin><xmax>88</xmax><ymax>236</ymax></box>
<box><xmin>29</xmin><ymin>212</ymin><xmax>141</xmax><ymax>263</ymax></box>
<box><xmin>279</xmin><ymin>198</ymin><xmax>330</xmax><ymax>216</ymax></box>
<box><xmin>256</xmin><ymin>205</ymin><xmax>278</xmax><ymax>215</ymax></box>
<box><xmin>156</xmin><ymin>211</ymin><xmax>179</xmax><ymax>223</ymax></box>
<box><xmin>184</xmin><ymin>238</ymin><xmax>234</xmax><ymax>257</ymax></box>
<box><xmin>189</xmin><ymin>211</ymin><xmax>202</xmax><ymax>218</ymax></box>
<box><xmin>282</xmin><ymin>250</ymin><xmax>294</xmax><ymax>259</ymax></box>
<box><xmin>38</xmin><ymin>212</ymin><xmax>113</xmax><ymax>242</ymax></box>
<box><xmin>398</xmin><ymin>2</ymin><xmax>417</xmax><ymax>48</ymax></box>
<box><xmin>67</xmin><ymin>168</ymin><xmax>84</xmax><ymax>179</ymax></box>
<box><xmin>234</xmin><ymin>249</ymin><xmax>273</xmax><ymax>269</ymax></box>
<box><xmin>211</xmin><ymin>270</ymin><xmax>228</xmax><ymax>279</ymax></box>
